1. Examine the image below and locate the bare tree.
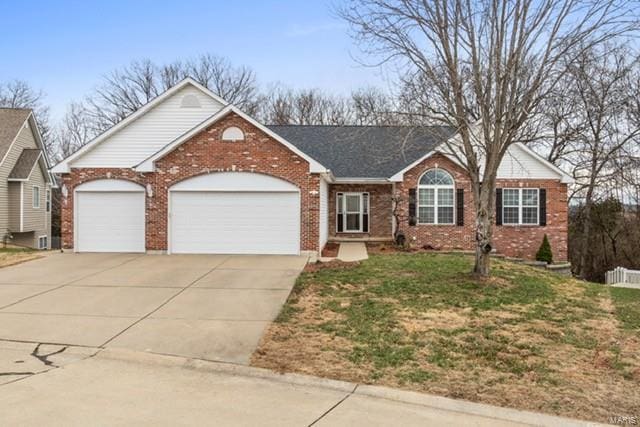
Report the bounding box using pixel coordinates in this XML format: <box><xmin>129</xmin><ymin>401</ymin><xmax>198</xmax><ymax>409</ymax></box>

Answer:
<box><xmin>0</xmin><ymin>80</ymin><xmax>53</xmax><ymax>154</ymax></box>
<box><xmin>340</xmin><ymin>0</ymin><xmax>638</xmax><ymax>276</ymax></box>
<box><xmin>558</xmin><ymin>45</ymin><xmax>640</xmax><ymax>278</ymax></box>
<box><xmin>84</xmin><ymin>55</ymin><xmax>259</xmax><ymax>133</ymax></box>
<box><xmin>54</xmin><ymin>102</ymin><xmax>94</xmax><ymax>162</ymax></box>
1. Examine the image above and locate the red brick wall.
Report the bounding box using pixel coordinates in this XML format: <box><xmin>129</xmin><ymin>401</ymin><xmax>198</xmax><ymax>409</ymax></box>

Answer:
<box><xmin>395</xmin><ymin>154</ymin><xmax>569</xmax><ymax>261</ymax></box>
<box><xmin>60</xmin><ymin>112</ymin><xmax>320</xmax><ymax>252</ymax></box>
<box><xmin>328</xmin><ymin>184</ymin><xmax>393</xmax><ymax>239</ymax></box>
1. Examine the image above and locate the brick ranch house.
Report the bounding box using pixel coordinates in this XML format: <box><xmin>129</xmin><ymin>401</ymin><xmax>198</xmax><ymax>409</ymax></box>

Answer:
<box><xmin>52</xmin><ymin>78</ymin><xmax>572</xmax><ymax>260</ymax></box>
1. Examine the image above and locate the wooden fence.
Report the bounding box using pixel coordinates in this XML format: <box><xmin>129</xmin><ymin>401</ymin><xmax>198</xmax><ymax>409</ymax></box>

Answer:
<box><xmin>605</xmin><ymin>267</ymin><xmax>640</xmax><ymax>285</ymax></box>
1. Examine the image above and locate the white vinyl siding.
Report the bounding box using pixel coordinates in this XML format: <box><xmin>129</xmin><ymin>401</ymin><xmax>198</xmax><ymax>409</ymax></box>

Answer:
<box><xmin>71</xmin><ymin>86</ymin><xmax>223</xmax><ymax>168</ymax></box>
<box><xmin>0</xmin><ymin>121</ymin><xmax>34</xmax><ymax>234</ymax></box>
<box><xmin>497</xmin><ymin>144</ymin><xmax>561</xmax><ymax>180</ymax></box>
<box><xmin>0</xmin><ymin>120</ymin><xmax>50</xmax><ymax>242</ymax></box>
<box><xmin>319</xmin><ymin>178</ymin><xmax>329</xmax><ymax>251</ymax></box>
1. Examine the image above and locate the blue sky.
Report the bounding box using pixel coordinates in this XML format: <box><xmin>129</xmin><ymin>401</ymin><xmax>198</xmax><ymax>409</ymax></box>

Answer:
<box><xmin>0</xmin><ymin>0</ymin><xmax>388</xmax><ymax>120</ymax></box>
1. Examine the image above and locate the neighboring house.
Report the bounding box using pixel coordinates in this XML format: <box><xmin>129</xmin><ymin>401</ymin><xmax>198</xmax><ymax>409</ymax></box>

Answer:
<box><xmin>52</xmin><ymin>78</ymin><xmax>572</xmax><ymax>260</ymax></box>
<box><xmin>0</xmin><ymin>109</ymin><xmax>54</xmax><ymax>249</ymax></box>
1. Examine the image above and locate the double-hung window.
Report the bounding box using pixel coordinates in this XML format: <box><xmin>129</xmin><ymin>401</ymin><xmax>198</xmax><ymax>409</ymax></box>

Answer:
<box><xmin>46</xmin><ymin>189</ymin><xmax>51</xmax><ymax>212</ymax></box>
<box><xmin>336</xmin><ymin>192</ymin><xmax>369</xmax><ymax>233</ymax></box>
<box><xmin>503</xmin><ymin>188</ymin><xmax>539</xmax><ymax>225</ymax></box>
<box><xmin>32</xmin><ymin>186</ymin><xmax>40</xmax><ymax>209</ymax></box>
<box><xmin>38</xmin><ymin>236</ymin><xmax>48</xmax><ymax>250</ymax></box>
<box><xmin>417</xmin><ymin>168</ymin><xmax>455</xmax><ymax>224</ymax></box>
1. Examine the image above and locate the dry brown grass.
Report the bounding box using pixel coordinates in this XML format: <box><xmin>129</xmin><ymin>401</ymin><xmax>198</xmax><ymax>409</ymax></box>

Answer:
<box><xmin>252</xmin><ymin>253</ymin><xmax>640</xmax><ymax>423</ymax></box>
<box><xmin>0</xmin><ymin>248</ymin><xmax>42</xmax><ymax>268</ymax></box>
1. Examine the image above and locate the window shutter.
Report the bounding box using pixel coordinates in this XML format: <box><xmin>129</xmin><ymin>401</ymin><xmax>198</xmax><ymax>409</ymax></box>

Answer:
<box><xmin>496</xmin><ymin>188</ymin><xmax>503</xmax><ymax>226</ymax></box>
<box><xmin>408</xmin><ymin>188</ymin><xmax>417</xmax><ymax>226</ymax></box>
<box><xmin>539</xmin><ymin>189</ymin><xmax>547</xmax><ymax>226</ymax></box>
<box><xmin>337</xmin><ymin>193</ymin><xmax>344</xmax><ymax>232</ymax></box>
<box><xmin>456</xmin><ymin>189</ymin><xmax>464</xmax><ymax>226</ymax></box>
<box><xmin>363</xmin><ymin>193</ymin><xmax>369</xmax><ymax>233</ymax></box>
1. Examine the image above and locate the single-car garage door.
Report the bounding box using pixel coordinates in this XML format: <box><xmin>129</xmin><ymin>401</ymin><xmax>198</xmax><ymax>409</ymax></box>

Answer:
<box><xmin>75</xmin><ymin>180</ymin><xmax>145</xmax><ymax>253</ymax></box>
<box><xmin>169</xmin><ymin>172</ymin><xmax>300</xmax><ymax>255</ymax></box>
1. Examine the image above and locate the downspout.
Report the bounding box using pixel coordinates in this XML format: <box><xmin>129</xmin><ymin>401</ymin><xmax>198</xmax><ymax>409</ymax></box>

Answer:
<box><xmin>19</xmin><ymin>182</ymin><xmax>24</xmax><ymax>232</ymax></box>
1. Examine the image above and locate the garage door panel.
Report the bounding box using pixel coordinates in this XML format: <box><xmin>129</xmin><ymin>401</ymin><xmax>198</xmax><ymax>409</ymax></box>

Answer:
<box><xmin>76</xmin><ymin>192</ymin><xmax>145</xmax><ymax>253</ymax></box>
<box><xmin>170</xmin><ymin>192</ymin><xmax>300</xmax><ymax>255</ymax></box>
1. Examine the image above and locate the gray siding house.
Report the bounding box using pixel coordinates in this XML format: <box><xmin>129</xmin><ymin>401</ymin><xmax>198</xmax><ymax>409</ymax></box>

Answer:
<box><xmin>0</xmin><ymin>109</ymin><xmax>53</xmax><ymax>249</ymax></box>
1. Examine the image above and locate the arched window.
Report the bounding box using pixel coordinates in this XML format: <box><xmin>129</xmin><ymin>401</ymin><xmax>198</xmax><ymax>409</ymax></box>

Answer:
<box><xmin>418</xmin><ymin>168</ymin><xmax>455</xmax><ymax>224</ymax></box>
<box><xmin>221</xmin><ymin>126</ymin><xmax>245</xmax><ymax>141</ymax></box>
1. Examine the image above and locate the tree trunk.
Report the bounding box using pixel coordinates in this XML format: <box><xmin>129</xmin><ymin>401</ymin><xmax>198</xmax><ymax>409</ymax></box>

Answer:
<box><xmin>577</xmin><ymin>187</ymin><xmax>594</xmax><ymax>279</ymax></box>
<box><xmin>473</xmin><ymin>187</ymin><xmax>493</xmax><ymax>276</ymax></box>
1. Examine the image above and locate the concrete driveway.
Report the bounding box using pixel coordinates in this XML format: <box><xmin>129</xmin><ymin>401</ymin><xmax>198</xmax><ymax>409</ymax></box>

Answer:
<box><xmin>0</xmin><ymin>252</ymin><xmax>307</xmax><ymax>364</ymax></box>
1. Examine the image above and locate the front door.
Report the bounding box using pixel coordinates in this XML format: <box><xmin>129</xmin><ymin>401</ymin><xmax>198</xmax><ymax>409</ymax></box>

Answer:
<box><xmin>344</xmin><ymin>193</ymin><xmax>362</xmax><ymax>232</ymax></box>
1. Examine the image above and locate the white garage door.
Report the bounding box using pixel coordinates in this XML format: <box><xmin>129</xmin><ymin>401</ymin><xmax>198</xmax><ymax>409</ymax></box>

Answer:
<box><xmin>169</xmin><ymin>173</ymin><xmax>300</xmax><ymax>255</ymax></box>
<box><xmin>75</xmin><ymin>180</ymin><xmax>145</xmax><ymax>253</ymax></box>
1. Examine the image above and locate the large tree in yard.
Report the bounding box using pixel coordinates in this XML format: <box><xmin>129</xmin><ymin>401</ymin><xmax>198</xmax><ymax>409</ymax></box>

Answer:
<box><xmin>340</xmin><ymin>0</ymin><xmax>638</xmax><ymax>276</ymax></box>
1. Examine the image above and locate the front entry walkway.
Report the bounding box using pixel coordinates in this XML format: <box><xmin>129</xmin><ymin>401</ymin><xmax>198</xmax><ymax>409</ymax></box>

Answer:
<box><xmin>337</xmin><ymin>242</ymin><xmax>369</xmax><ymax>262</ymax></box>
<box><xmin>0</xmin><ymin>253</ymin><xmax>307</xmax><ymax>364</ymax></box>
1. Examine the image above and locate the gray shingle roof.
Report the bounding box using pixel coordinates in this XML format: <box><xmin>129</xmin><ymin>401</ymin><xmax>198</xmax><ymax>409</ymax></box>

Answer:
<box><xmin>0</xmin><ymin>108</ymin><xmax>31</xmax><ymax>166</ymax></box>
<box><xmin>9</xmin><ymin>148</ymin><xmax>42</xmax><ymax>179</ymax></box>
<box><xmin>268</xmin><ymin>125</ymin><xmax>456</xmax><ymax>178</ymax></box>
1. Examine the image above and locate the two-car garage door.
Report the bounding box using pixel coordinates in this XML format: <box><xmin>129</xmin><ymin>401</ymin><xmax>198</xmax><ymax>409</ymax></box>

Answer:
<box><xmin>74</xmin><ymin>173</ymin><xmax>301</xmax><ymax>255</ymax></box>
<box><xmin>169</xmin><ymin>173</ymin><xmax>300</xmax><ymax>255</ymax></box>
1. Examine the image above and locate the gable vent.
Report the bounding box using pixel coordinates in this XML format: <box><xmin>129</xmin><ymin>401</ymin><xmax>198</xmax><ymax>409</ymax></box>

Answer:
<box><xmin>180</xmin><ymin>94</ymin><xmax>201</xmax><ymax>108</ymax></box>
<box><xmin>222</xmin><ymin>126</ymin><xmax>245</xmax><ymax>141</ymax></box>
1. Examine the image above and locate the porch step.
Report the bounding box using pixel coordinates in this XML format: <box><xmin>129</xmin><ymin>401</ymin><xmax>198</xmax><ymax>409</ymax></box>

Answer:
<box><xmin>329</xmin><ymin>237</ymin><xmax>393</xmax><ymax>243</ymax></box>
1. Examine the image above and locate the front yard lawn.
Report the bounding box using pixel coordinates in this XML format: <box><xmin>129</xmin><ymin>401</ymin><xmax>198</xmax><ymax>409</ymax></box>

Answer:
<box><xmin>0</xmin><ymin>247</ymin><xmax>42</xmax><ymax>268</ymax></box>
<box><xmin>252</xmin><ymin>253</ymin><xmax>640</xmax><ymax>423</ymax></box>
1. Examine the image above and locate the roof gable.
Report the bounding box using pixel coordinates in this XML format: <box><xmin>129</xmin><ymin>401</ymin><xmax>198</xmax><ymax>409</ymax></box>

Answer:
<box><xmin>135</xmin><ymin>106</ymin><xmax>327</xmax><ymax>174</ymax></box>
<box><xmin>51</xmin><ymin>78</ymin><xmax>227</xmax><ymax>173</ymax></box>
<box><xmin>0</xmin><ymin>108</ymin><xmax>31</xmax><ymax>166</ymax></box>
<box><xmin>8</xmin><ymin>148</ymin><xmax>42</xmax><ymax>180</ymax></box>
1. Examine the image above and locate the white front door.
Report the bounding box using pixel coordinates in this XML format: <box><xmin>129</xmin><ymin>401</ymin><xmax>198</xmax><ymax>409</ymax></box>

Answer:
<box><xmin>344</xmin><ymin>193</ymin><xmax>362</xmax><ymax>232</ymax></box>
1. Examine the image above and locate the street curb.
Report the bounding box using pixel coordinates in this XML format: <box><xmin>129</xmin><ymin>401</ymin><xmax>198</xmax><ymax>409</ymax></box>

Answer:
<box><xmin>97</xmin><ymin>348</ymin><xmax>606</xmax><ymax>426</ymax></box>
<box><xmin>355</xmin><ymin>385</ymin><xmax>605</xmax><ymax>427</ymax></box>
<box><xmin>97</xmin><ymin>348</ymin><xmax>355</xmax><ymax>393</ymax></box>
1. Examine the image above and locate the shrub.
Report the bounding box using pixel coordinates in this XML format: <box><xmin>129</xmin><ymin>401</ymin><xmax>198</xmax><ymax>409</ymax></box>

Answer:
<box><xmin>536</xmin><ymin>234</ymin><xmax>553</xmax><ymax>264</ymax></box>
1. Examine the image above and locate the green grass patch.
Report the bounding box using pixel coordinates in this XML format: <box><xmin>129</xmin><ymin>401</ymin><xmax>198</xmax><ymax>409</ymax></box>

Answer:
<box><xmin>610</xmin><ymin>287</ymin><xmax>640</xmax><ymax>334</ymax></box>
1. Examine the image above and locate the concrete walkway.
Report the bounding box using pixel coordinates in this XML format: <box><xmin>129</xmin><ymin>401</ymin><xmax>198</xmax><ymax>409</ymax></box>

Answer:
<box><xmin>337</xmin><ymin>242</ymin><xmax>368</xmax><ymax>262</ymax></box>
<box><xmin>0</xmin><ymin>341</ymin><xmax>602</xmax><ymax>427</ymax></box>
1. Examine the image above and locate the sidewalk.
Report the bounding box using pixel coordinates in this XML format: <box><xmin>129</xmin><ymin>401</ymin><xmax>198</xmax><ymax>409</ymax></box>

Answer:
<box><xmin>0</xmin><ymin>342</ymin><xmax>604</xmax><ymax>426</ymax></box>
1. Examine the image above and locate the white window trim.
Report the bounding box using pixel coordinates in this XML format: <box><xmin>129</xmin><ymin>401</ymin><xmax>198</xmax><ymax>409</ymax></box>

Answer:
<box><xmin>336</xmin><ymin>192</ymin><xmax>370</xmax><ymax>233</ymax></box>
<box><xmin>45</xmin><ymin>189</ymin><xmax>51</xmax><ymax>212</ymax></box>
<box><xmin>38</xmin><ymin>235</ymin><xmax>48</xmax><ymax>250</ymax></box>
<box><xmin>32</xmin><ymin>185</ymin><xmax>40</xmax><ymax>209</ymax></box>
<box><xmin>502</xmin><ymin>188</ymin><xmax>539</xmax><ymax>226</ymax></box>
<box><xmin>417</xmin><ymin>169</ymin><xmax>456</xmax><ymax>225</ymax></box>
